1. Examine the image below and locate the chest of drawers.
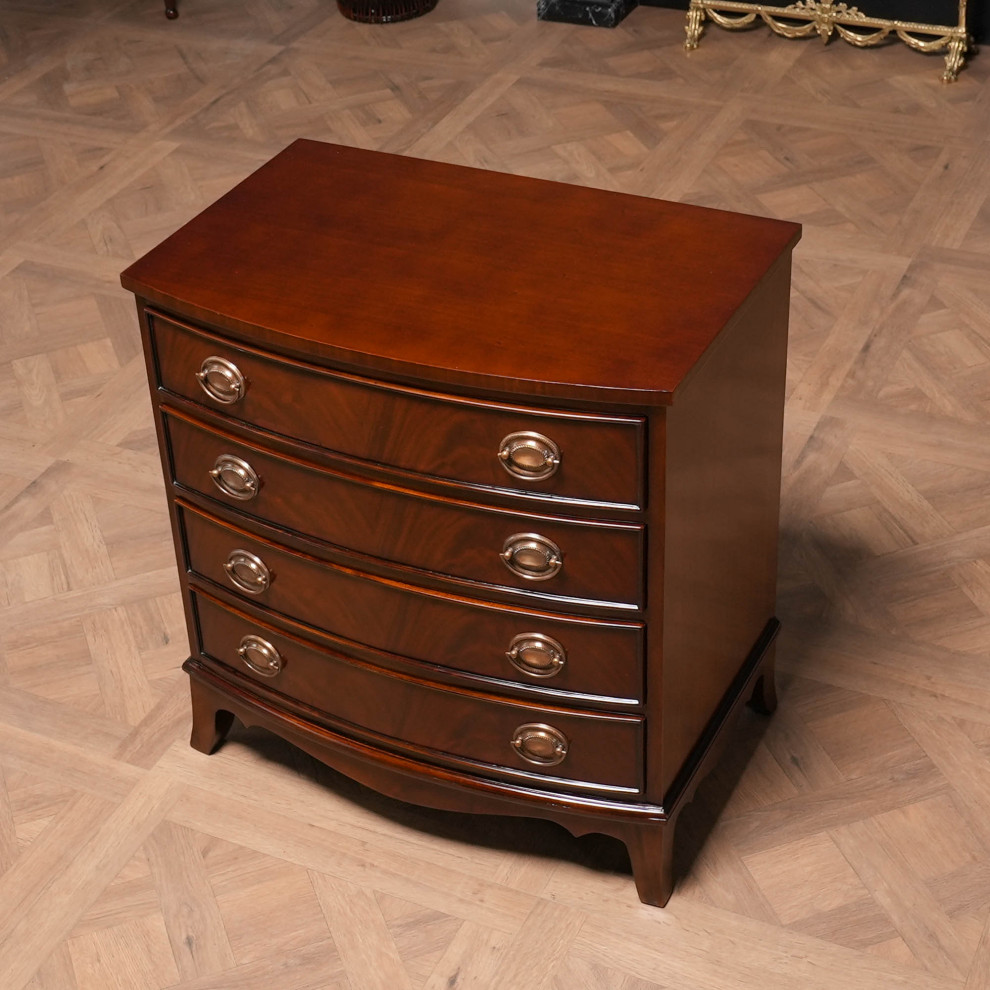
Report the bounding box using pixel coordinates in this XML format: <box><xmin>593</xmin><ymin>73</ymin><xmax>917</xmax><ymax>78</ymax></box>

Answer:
<box><xmin>121</xmin><ymin>140</ymin><xmax>800</xmax><ymax>906</ymax></box>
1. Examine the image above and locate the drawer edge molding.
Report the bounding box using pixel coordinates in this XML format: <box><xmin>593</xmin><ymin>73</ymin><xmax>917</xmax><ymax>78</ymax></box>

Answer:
<box><xmin>186</xmin><ymin>658</ymin><xmax>656</xmax><ymax>812</ymax></box>
<box><xmin>176</xmin><ymin>482</ymin><xmax>642</xmax><ymax>614</ymax></box>
<box><xmin>162</xmin><ymin>388</ymin><xmax>644</xmax><ymax>514</ymax></box>
<box><xmin>147</xmin><ymin>308</ymin><xmax>647</xmax><ymax>508</ymax></box>
<box><xmin>164</xmin><ymin>409</ymin><xmax>646</xmax><ymax>611</ymax></box>
<box><xmin>187</xmin><ymin>657</ymin><xmax>642</xmax><ymax>798</ymax></box>
<box><xmin>190</xmin><ymin>577</ymin><xmax>644</xmax><ymax>710</ymax></box>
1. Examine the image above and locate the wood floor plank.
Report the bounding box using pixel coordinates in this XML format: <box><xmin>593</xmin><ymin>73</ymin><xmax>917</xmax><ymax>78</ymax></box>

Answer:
<box><xmin>964</xmin><ymin>909</ymin><xmax>990</xmax><ymax>990</ymax></box>
<box><xmin>576</xmin><ymin>899</ymin><xmax>963</xmax><ymax>990</ymax></box>
<box><xmin>310</xmin><ymin>873</ymin><xmax>415</xmax><ymax>990</ymax></box>
<box><xmin>899</xmin><ymin>709</ymin><xmax>990</xmax><ymax>855</ymax></box>
<box><xmin>420</xmin><ymin>920</ymin><xmax>514</xmax><ymax>990</ymax></box>
<box><xmin>488</xmin><ymin>899</ymin><xmax>586</xmax><ymax>990</ymax></box>
<box><xmin>144</xmin><ymin>821</ymin><xmax>236</xmax><ymax>981</ymax></box>
<box><xmin>2</xmin><ymin>1</ymin><xmax>990</xmax><ymax>986</ymax></box>
<box><xmin>830</xmin><ymin>819</ymin><xmax>971</xmax><ymax>977</ymax></box>
<box><xmin>0</xmin><ymin>765</ymin><xmax>19</xmax><ymax>876</ymax></box>
<box><xmin>0</xmin><ymin>770</ymin><xmax>181</xmax><ymax>990</ymax></box>
<box><xmin>168</xmin><ymin>783</ymin><xmax>536</xmax><ymax>933</ymax></box>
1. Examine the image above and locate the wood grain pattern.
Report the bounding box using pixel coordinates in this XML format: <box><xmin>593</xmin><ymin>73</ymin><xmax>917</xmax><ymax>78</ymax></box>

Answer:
<box><xmin>122</xmin><ymin>141</ymin><xmax>799</xmax><ymax>403</ymax></box>
<box><xmin>191</xmin><ymin>591</ymin><xmax>645</xmax><ymax>792</ymax></box>
<box><xmin>179</xmin><ymin>503</ymin><xmax>646</xmax><ymax>704</ymax></box>
<box><xmin>164</xmin><ymin>408</ymin><xmax>645</xmax><ymax>609</ymax></box>
<box><xmin>2</xmin><ymin>0</ymin><xmax>990</xmax><ymax>986</ymax></box>
<box><xmin>148</xmin><ymin>310</ymin><xmax>646</xmax><ymax>509</ymax></box>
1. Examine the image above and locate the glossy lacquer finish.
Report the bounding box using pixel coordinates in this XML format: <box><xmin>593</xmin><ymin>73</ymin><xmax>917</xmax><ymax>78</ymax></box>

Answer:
<box><xmin>149</xmin><ymin>311</ymin><xmax>645</xmax><ymax>510</ymax></box>
<box><xmin>178</xmin><ymin>505</ymin><xmax>644</xmax><ymax>705</ymax></box>
<box><xmin>122</xmin><ymin>139</ymin><xmax>800</xmax><ymax>907</ymax></box>
<box><xmin>165</xmin><ymin>410</ymin><xmax>644</xmax><ymax>608</ymax></box>
<box><xmin>193</xmin><ymin>592</ymin><xmax>643</xmax><ymax>792</ymax></box>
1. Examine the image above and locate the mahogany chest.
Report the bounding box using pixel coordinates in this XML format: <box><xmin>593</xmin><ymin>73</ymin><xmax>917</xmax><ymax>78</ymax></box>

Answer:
<box><xmin>121</xmin><ymin>139</ymin><xmax>800</xmax><ymax>905</ymax></box>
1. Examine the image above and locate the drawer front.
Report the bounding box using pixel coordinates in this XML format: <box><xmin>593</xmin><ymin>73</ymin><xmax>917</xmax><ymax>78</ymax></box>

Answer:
<box><xmin>194</xmin><ymin>593</ymin><xmax>643</xmax><ymax>793</ymax></box>
<box><xmin>166</xmin><ymin>411</ymin><xmax>644</xmax><ymax>609</ymax></box>
<box><xmin>180</xmin><ymin>504</ymin><xmax>644</xmax><ymax>704</ymax></box>
<box><xmin>149</xmin><ymin>311</ymin><xmax>644</xmax><ymax>509</ymax></box>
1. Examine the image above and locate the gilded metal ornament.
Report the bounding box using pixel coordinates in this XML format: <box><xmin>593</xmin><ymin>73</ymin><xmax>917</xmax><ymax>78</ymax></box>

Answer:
<box><xmin>684</xmin><ymin>0</ymin><xmax>972</xmax><ymax>82</ymax></box>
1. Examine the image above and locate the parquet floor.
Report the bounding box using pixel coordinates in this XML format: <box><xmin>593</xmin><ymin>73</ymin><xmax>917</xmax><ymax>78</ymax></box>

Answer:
<box><xmin>2</xmin><ymin>1</ymin><xmax>989</xmax><ymax>987</ymax></box>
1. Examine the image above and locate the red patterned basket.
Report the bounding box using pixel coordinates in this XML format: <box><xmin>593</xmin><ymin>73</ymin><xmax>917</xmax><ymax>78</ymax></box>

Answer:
<box><xmin>337</xmin><ymin>0</ymin><xmax>438</xmax><ymax>22</ymax></box>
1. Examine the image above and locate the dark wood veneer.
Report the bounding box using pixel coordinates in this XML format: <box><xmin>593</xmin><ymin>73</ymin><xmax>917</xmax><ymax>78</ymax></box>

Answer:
<box><xmin>193</xmin><ymin>593</ymin><xmax>644</xmax><ymax>793</ymax></box>
<box><xmin>180</xmin><ymin>504</ymin><xmax>645</xmax><ymax>705</ymax></box>
<box><xmin>123</xmin><ymin>139</ymin><xmax>800</xmax><ymax>906</ymax></box>
<box><xmin>121</xmin><ymin>140</ymin><xmax>799</xmax><ymax>403</ymax></box>
<box><xmin>165</xmin><ymin>409</ymin><xmax>644</xmax><ymax>609</ymax></box>
<box><xmin>150</xmin><ymin>311</ymin><xmax>645</xmax><ymax>509</ymax></box>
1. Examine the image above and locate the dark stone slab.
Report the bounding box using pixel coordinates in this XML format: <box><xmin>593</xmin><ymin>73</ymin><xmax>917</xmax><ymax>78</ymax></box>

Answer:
<box><xmin>536</xmin><ymin>0</ymin><xmax>639</xmax><ymax>27</ymax></box>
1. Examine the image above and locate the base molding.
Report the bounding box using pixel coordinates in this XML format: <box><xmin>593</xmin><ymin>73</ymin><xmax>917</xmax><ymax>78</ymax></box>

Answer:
<box><xmin>182</xmin><ymin>618</ymin><xmax>779</xmax><ymax>907</ymax></box>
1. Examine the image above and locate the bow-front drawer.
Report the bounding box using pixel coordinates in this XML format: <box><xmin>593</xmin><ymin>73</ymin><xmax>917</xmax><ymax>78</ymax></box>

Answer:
<box><xmin>193</xmin><ymin>592</ymin><xmax>644</xmax><ymax>794</ymax></box>
<box><xmin>179</xmin><ymin>503</ymin><xmax>644</xmax><ymax>704</ymax></box>
<box><xmin>164</xmin><ymin>411</ymin><xmax>644</xmax><ymax>610</ymax></box>
<box><xmin>148</xmin><ymin>310</ymin><xmax>644</xmax><ymax>509</ymax></box>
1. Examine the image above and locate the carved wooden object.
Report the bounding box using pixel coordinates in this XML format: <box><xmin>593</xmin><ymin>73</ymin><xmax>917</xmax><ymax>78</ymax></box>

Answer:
<box><xmin>121</xmin><ymin>139</ymin><xmax>800</xmax><ymax>905</ymax></box>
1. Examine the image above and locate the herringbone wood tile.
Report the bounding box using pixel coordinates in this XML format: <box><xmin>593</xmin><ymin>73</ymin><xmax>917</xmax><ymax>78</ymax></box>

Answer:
<box><xmin>2</xmin><ymin>0</ymin><xmax>990</xmax><ymax>987</ymax></box>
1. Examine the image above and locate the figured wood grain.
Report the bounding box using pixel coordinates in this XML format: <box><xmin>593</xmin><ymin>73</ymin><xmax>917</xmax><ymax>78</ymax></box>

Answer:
<box><xmin>179</xmin><ymin>503</ymin><xmax>645</xmax><ymax>704</ymax></box>
<box><xmin>149</xmin><ymin>311</ymin><xmax>645</xmax><ymax>508</ymax></box>
<box><xmin>192</xmin><ymin>593</ymin><xmax>645</xmax><ymax>792</ymax></box>
<box><xmin>164</xmin><ymin>409</ymin><xmax>645</xmax><ymax>609</ymax></box>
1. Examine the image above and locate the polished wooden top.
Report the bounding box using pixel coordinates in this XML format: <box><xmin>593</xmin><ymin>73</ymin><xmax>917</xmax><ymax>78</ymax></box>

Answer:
<box><xmin>121</xmin><ymin>139</ymin><xmax>800</xmax><ymax>405</ymax></box>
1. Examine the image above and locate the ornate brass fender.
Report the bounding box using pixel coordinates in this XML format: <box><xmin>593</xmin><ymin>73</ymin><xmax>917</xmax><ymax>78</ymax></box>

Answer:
<box><xmin>684</xmin><ymin>0</ymin><xmax>971</xmax><ymax>81</ymax></box>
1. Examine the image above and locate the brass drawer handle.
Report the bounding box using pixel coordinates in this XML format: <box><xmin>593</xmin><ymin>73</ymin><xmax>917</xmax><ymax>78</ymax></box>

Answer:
<box><xmin>511</xmin><ymin>723</ymin><xmax>569</xmax><ymax>766</ymax></box>
<box><xmin>236</xmin><ymin>634</ymin><xmax>283</xmax><ymax>677</ymax></box>
<box><xmin>500</xmin><ymin>533</ymin><xmax>563</xmax><ymax>581</ymax></box>
<box><xmin>498</xmin><ymin>431</ymin><xmax>560</xmax><ymax>481</ymax></box>
<box><xmin>210</xmin><ymin>454</ymin><xmax>260</xmax><ymax>501</ymax></box>
<box><xmin>506</xmin><ymin>633</ymin><xmax>566</xmax><ymax>678</ymax></box>
<box><xmin>196</xmin><ymin>355</ymin><xmax>246</xmax><ymax>404</ymax></box>
<box><xmin>223</xmin><ymin>549</ymin><xmax>271</xmax><ymax>594</ymax></box>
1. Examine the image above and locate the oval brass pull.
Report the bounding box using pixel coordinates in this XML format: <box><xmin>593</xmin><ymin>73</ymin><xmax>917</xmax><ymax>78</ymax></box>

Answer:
<box><xmin>506</xmin><ymin>633</ymin><xmax>566</xmax><ymax>678</ymax></box>
<box><xmin>498</xmin><ymin>431</ymin><xmax>560</xmax><ymax>481</ymax></box>
<box><xmin>500</xmin><ymin>533</ymin><xmax>563</xmax><ymax>581</ymax></box>
<box><xmin>511</xmin><ymin>723</ymin><xmax>569</xmax><ymax>766</ymax></box>
<box><xmin>236</xmin><ymin>634</ymin><xmax>283</xmax><ymax>677</ymax></box>
<box><xmin>196</xmin><ymin>355</ymin><xmax>246</xmax><ymax>404</ymax></box>
<box><xmin>210</xmin><ymin>454</ymin><xmax>260</xmax><ymax>501</ymax></box>
<box><xmin>223</xmin><ymin>549</ymin><xmax>271</xmax><ymax>595</ymax></box>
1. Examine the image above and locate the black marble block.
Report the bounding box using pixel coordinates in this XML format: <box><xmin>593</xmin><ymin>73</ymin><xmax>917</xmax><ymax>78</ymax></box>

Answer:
<box><xmin>536</xmin><ymin>0</ymin><xmax>639</xmax><ymax>27</ymax></box>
